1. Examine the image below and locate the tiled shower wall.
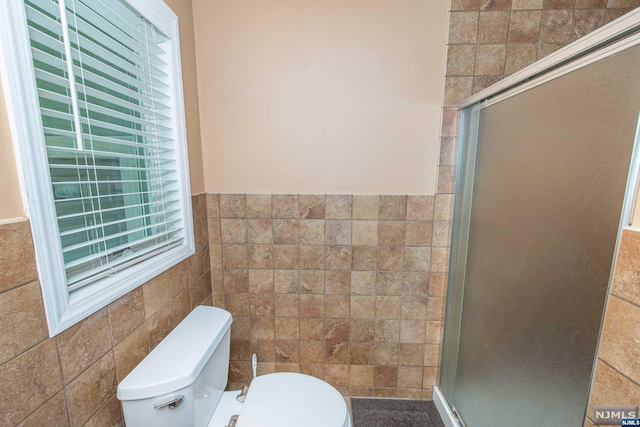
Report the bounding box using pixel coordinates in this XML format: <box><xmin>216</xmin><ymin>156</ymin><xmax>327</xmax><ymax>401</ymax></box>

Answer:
<box><xmin>586</xmin><ymin>229</ymin><xmax>640</xmax><ymax>426</ymax></box>
<box><xmin>207</xmin><ymin>194</ymin><xmax>450</xmax><ymax>398</ymax></box>
<box><xmin>0</xmin><ymin>194</ymin><xmax>211</xmax><ymax>426</ymax></box>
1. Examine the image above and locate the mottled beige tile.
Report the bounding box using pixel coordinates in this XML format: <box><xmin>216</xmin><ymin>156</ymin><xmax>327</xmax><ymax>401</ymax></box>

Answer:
<box><xmin>272</xmin><ymin>195</ymin><xmax>299</xmax><ymax>218</ymax></box>
<box><xmin>512</xmin><ymin>0</ymin><xmax>544</xmax><ymax>9</ymax></box>
<box><xmin>325</xmin><ymin>195</ymin><xmax>352</xmax><ymax>219</ymax></box>
<box><xmin>83</xmin><ymin>395</ymin><xmax>122</xmax><ymax>427</ymax></box>
<box><xmin>275</xmin><ymin>340</ymin><xmax>299</xmax><ymax>363</ymax></box>
<box><xmin>540</xmin><ymin>10</ymin><xmax>574</xmax><ymax>43</ymax></box>
<box><xmin>57</xmin><ymin>308</ymin><xmax>111</xmax><ymax>384</ymax></box>
<box><xmin>379</xmin><ymin>196</ymin><xmax>407</xmax><ymax>220</ymax></box>
<box><xmin>108</xmin><ymin>288</ymin><xmax>145</xmax><ymax>345</ymax></box>
<box><xmin>250</xmin><ymin>293</ymin><xmax>275</xmax><ymax>317</ymax></box>
<box><xmin>247</xmin><ymin>219</ymin><xmax>273</xmax><ymax>244</ymax></box>
<box><xmin>452</xmin><ymin>0</ymin><xmax>482</xmax><ymax>10</ymax></box>
<box><xmin>537</xmin><ymin>41</ymin><xmax>566</xmax><ymax>59</ymax></box>
<box><xmin>0</xmin><ymin>340</ymin><xmax>62</xmax><ymax>427</ymax></box>
<box><xmin>588</xmin><ymin>360</ymin><xmax>640</xmax><ymax>420</ymax></box>
<box><xmin>431</xmin><ymin>247</ymin><xmax>450</xmax><ymax>273</ymax></box>
<box><xmin>505</xmin><ymin>43</ymin><xmax>538</xmax><ymax>75</ymax></box>
<box><xmin>300</xmin><ymin>294</ymin><xmax>324</xmax><ymax>317</ymax></box>
<box><xmin>404</xmin><ymin>247</ymin><xmax>431</xmax><ymax>272</ymax></box>
<box><xmin>397</xmin><ymin>366</ymin><xmax>423</xmax><ymax>388</ymax></box>
<box><xmin>598</xmin><ymin>296</ymin><xmax>640</xmax><ymax>383</ymax></box>
<box><xmin>378</xmin><ymin>247</ymin><xmax>403</xmax><ymax>271</ymax></box>
<box><xmin>325</xmin><ymin>341</ymin><xmax>349</xmax><ymax>363</ymax></box>
<box><xmin>399</xmin><ymin>343</ymin><xmax>425</xmax><ymax>366</ymax></box>
<box><xmin>326</xmin><ymin>220</ymin><xmax>352</xmax><ymax>245</ymax></box>
<box><xmin>225</xmin><ymin>293</ymin><xmax>249</xmax><ymax>317</ymax></box>
<box><xmin>478</xmin><ymin>11</ymin><xmax>510</xmax><ymax>43</ymax></box>
<box><xmin>246</xmin><ymin>194</ymin><xmax>272</xmax><ymax>218</ymax></box>
<box><xmin>0</xmin><ymin>220</ymin><xmax>38</xmax><ymax>292</ymax></box>
<box><xmin>325</xmin><ymin>271</ymin><xmax>351</xmax><ymax>294</ymax></box>
<box><xmin>299</xmin><ymin>220</ymin><xmax>324</xmax><ymax>244</ymax></box>
<box><xmin>300</xmin><ymin>270</ymin><xmax>325</xmax><ymax>294</ymax></box>
<box><xmin>572</xmin><ymin>9</ymin><xmax>606</xmax><ymax>40</ymax></box>
<box><xmin>543</xmin><ymin>0</ymin><xmax>575</xmax><ymax>7</ymax></box>
<box><xmin>402</xmin><ymin>297</ymin><xmax>428</xmax><ymax>321</ymax></box>
<box><xmin>300</xmin><ymin>318</ymin><xmax>324</xmax><ymax>341</ymax></box>
<box><xmin>353</xmin><ymin>195</ymin><xmax>379</xmax><ymax>220</ymax></box>
<box><xmin>274</xmin><ymin>270</ymin><xmax>299</xmax><ymax>293</ymax></box>
<box><xmin>405</xmin><ymin>221</ymin><xmax>433</xmax><ymax>246</ymax></box>
<box><xmin>449</xmin><ymin>12</ymin><xmax>479</xmax><ymax>44</ymax></box>
<box><xmin>374</xmin><ymin>342</ymin><xmax>399</xmax><ymax>365</ymax></box>
<box><xmin>273</xmin><ymin>245</ymin><xmax>299</xmax><ymax>269</ymax></box>
<box><xmin>352</xmin><ymin>221</ymin><xmax>378</xmax><ymax>245</ymax></box>
<box><xmin>0</xmin><ymin>282</ymin><xmax>48</xmax><ymax>366</ymax></box>
<box><xmin>325</xmin><ymin>245</ymin><xmax>352</xmax><ymax>270</ymax></box>
<box><xmin>444</xmin><ymin>77</ymin><xmax>474</xmax><ymax>106</ymax></box>
<box><xmin>379</xmin><ymin>221</ymin><xmax>405</xmax><ymax>246</ymax></box>
<box><xmin>17</xmin><ymin>390</ymin><xmax>69</xmax><ymax>427</ymax></box>
<box><xmin>221</xmin><ymin>219</ymin><xmax>247</xmax><ymax>243</ymax></box>
<box><xmin>351</xmin><ymin>296</ymin><xmax>376</xmax><ymax>319</ymax></box>
<box><xmin>219</xmin><ymin>194</ymin><xmax>246</xmax><ymax>218</ymax></box>
<box><xmin>474</xmin><ymin>44</ymin><xmax>506</xmax><ymax>75</ymax></box>
<box><xmin>325</xmin><ymin>294</ymin><xmax>350</xmax><ymax>318</ymax></box>
<box><xmin>575</xmin><ymin>0</ymin><xmax>606</xmax><ymax>6</ymax></box>
<box><xmin>275</xmin><ymin>318</ymin><xmax>299</xmax><ymax>340</ymax></box>
<box><xmin>481</xmin><ymin>0</ymin><xmax>512</xmax><ymax>9</ymax></box>
<box><xmin>222</xmin><ymin>244</ymin><xmax>248</xmax><ymax>269</ymax></box>
<box><xmin>439</xmin><ymin>137</ymin><xmax>459</xmax><ymax>166</ymax></box>
<box><xmin>113</xmin><ymin>325</ymin><xmax>148</xmax><ymax>382</ymax></box>
<box><xmin>275</xmin><ymin>294</ymin><xmax>299</xmax><ymax>317</ymax></box>
<box><xmin>473</xmin><ymin>75</ymin><xmax>503</xmax><ymax>94</ymax></box>
<box><xmin>223</xmin><ymin>269</ymin><xmax>249</xmax><ymax>293</ymax></box>
<box><xmin>249</xmin><ymin>270</ymin><xmax>274</xmax><ymax>293</ymax></box>
<box><xmin>299</xmin><ymin>194</ymin><xmax>325</xmax><ymax>219</ymax></box>
<box><xmin>147</xmin><ymin>304</ymin><xmax>173</xmax><ymax>349</ymax></box>
<box><xmin>407</xmin><ymin>196</ymin><xmax>434</xmax><ymax>221</ymax></box>
<box><xmin>612</xmin><ymin>229</ymin><xmax>640</xmax><ymax>308</ymax></box>
<box><xmin>441</xmin><ymin>109</ymin><xmax>460</xmax><ymax>138</ymax></box>
<box><xmin>171</xmin><ymin>288</ymin><xmax>191</xmax><ymax>327</ymax></box>
<box><xmin>167</xmin><ymin>260</ymin><xmax>189</xmax><ymax>298</ymax></box>
<box><xmin>251</xmin><ymin>318</ymin><xmax>275</xmax><ymax>340</ymax></box>
<box><xmin>446</xmin><ymin>44</ymin><xmax>476</xmax><ymax>76</ymax></box>
<box><xmin>300</xmin><ymin>341</ymin><xmax>324</xmax><ymax>363</ymax></box>
<box><xmin>376</xmin><ymin>272</ymin><xmax>403</xmax><ymax>296</ymax></box>
<box><xmin>143</xmin><ymin>273</ymin><xmax>170</xmax><ymax>319</ymax></box>
<box><xmin>509</xmin><ymin>10</ymin><xmax>543</xmax><ymax>43</ymax></box>
<box><xmin>350</xmin><ymin>342</ymin><xmax>374</xmax><ymax>364</ymax></box>
<box><xmin>208</xmin><ymin>218</ymin><xmax>221</xmax><ymax>244</ymax></box>
<box><xmin>353</xmin><ymin>246</ymin><xmax>377</xmax><ymax>271</ymax></box>
<box><xmin>350</xmin><ymin>319</ymin><xmax>375</xmax><ymax>342</ymax></box>
<box><xmin>66</xmin><ymin>351</ymin><xmax>117</xmax><ymax>426</ymax></box>
<box><xmin>376</xmin><ymin>296</ymin><xmax>402</xmax><ymax>320</ymax></box>
<box><xmin>349</xmin><ymin>365</ymin><xmax>374</xmax><ymax>387</ymax></box>
<box><xmin>299</xmin><ymin>245</ymin><xmax>325</xmax><ymax>270</ymax></box>
<box><xmin>247</xmin><ymin>244</ymin><xmax>273</xmax><ymax>269</ymax></box>
<box><xmin>405</xmin><ymin>272</ymin><xmax>430</xmax><ymax>296</ymax></box>
<box><xmin>351</xmin><ymin>271</ymin><xmax>376</xmax><ymax>295</ymax></box>
<box><xmin>273</xmin><ymin>219</ymin><xmax>299</xmax><ymax>244</ymax></box>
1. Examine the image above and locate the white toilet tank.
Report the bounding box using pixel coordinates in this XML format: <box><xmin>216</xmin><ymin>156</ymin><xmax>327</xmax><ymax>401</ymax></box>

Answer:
<box><xmin>117</xmin><ymin>306</ymin><xmax>233</xmax><ymax>427</ymax></box>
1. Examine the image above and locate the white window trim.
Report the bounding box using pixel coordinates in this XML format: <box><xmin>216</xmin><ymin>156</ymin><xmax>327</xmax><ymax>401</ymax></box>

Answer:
<box><xmin>0</xmin><ymin>0</ymin><xmax>194</xmax><ymax>336</ymax></box>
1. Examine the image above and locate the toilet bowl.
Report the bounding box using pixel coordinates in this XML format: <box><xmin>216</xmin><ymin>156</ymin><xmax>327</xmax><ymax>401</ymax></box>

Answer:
<box><xmin>117</xmin><ymin>306</ymin><xmax>351</xmax><ymax>427</ymax></box>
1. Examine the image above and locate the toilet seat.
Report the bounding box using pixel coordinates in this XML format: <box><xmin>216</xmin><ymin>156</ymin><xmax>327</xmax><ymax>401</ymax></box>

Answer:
<box><xmin>215</xmin><ymin>373</ymin><xmax>351</xmax><ymax>427</ymax></box>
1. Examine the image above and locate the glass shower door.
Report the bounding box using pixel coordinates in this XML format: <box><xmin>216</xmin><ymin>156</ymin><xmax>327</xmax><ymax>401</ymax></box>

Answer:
<box><xmin>440</xmin><ymin>41</ymin><xmax>640</xmax><ymax>426</ymax></box>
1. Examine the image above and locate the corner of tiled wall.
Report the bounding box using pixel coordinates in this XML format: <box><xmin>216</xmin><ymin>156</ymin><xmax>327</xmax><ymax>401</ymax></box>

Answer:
<box><xmin>0</xmin><ymin>193</ymin><xmax>212</xmax><ymax>426</ymax></box>
<box><xmin>206</xmin><ymin>193</ymin><xmax>447</xmax><ymax>399</ymax></box>
<box><xmin>585</xmin><ymin>228</ymin><xmax>640</xmax><ymax>426</ymax></box>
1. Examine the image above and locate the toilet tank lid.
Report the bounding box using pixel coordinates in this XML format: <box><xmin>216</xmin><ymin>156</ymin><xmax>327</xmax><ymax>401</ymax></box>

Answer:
<box><xmin>117</xmin><ymin>306</ymin><xmax>232</xmax><ymax>401</ymax></box>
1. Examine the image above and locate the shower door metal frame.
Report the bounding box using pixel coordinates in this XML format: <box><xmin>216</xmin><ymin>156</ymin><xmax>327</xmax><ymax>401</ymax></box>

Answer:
<box><xmin>435</xmin><ymin>8</ymin><xmax>640</xmax><ymax>427</ymax></box>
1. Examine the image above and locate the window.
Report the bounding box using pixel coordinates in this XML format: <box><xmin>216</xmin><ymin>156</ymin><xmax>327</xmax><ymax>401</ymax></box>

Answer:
<box><xmin>0</xmin><ymin>0</ymin><xmax>193</xmax><ymax>335</ymax></box>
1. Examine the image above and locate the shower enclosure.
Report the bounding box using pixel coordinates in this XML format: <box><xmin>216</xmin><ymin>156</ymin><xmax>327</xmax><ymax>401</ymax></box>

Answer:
<box><xmin>438</xmin><ymin>13</ymin><xmax>640</xmax><ymax>427</ymax></box>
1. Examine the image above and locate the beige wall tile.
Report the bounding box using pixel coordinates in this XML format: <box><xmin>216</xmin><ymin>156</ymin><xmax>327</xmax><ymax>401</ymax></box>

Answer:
<box><xmin>379</xmin><ymin>221</ymin><xmax>406</xmax><ymax>246</ymax></box>
<box><xmin>376</xmin><ymin>272</ymin><xmax>403</xmax><ymax>296</ymax></box>
<box><xmin>113</xmin><ymin>325</ymin><xmax>149</xmax><ymax>382</ymax></box>
<box><xmin>247</xmin><ymin>219</ymin><xmax>273</xmax><ymax>244</ymax></box>
<box><xmin>509</xmin><ymin>10</ymin><xmax>543</xmax><ymax>42</ymax></box>
<box><xmin>352</xmin><ymin>221</ymin><xmax>378</xmax><ymax>246</ymax></box>
<box><xmin>449</xmin><ymin>12</ymin><xmax>480</xmax><ymax>44</ymax></box>
<box><xmin>273</xmin><ymin>245</ymin><xmax>300</xmax><ymax>269</ymax></box>
<box><xmin>325</xmin><ymin>271</ymin><xmax>351</xmax><ymax>294</ymax></box>
<box><xmin>57</xmin><ymin>308</ymin><xmax>111</xmax><ymax>384</ymax></box>
<box><xmin>588</xmin><ymin>360</ymin><xmax>640</xmax><ymax>419</ymax></box>
<box><xmin>221</xmin><ymin>219</ymin><xmax>247</xmax><ymax>243</ymax></box>
<box><xmin>325</xmin><ymin>295</ymin><xmax>350</xmax><ymax>318</ymax></box>
<box><xmin>272</xmin><ymin>195</ymin><xmax>299</xmax><ymax>218</ymax></box>
<box><xmin>274</xmin><ymin>270</ymin><xmax>300</xmax><ymax>294</ymax></box>
<box><xmin>446</xmin><ymin>44</ymin><xmax>477</xmax><ymax>76</ymax></box>
<box><xmin>108</xmin><ymin>288</ymin><xmax>145</xmax><ymax>345</ymax></box>
<box><xmin>148</xmin><ymin>304</ymin><xmax>173</xmax><ymax>350</ymax></box>
<box><xmin>299</xmin><ymin>220</ymin><xmax>325</xmax><ymax>245</ymax></box>
<box><xmin>540</xmin><ymin>9</ymin><xmax>574</xmax><ymax>43</ymax></box>
<box><xmin>0</xmin><ymin>282</ymin><xmax>48</xmax><ymax>365</ymax></box>
<box><xmin>143</xmin><ymin>273</ymin><xmax>171</xmax><ymax>319</ymax></box>
<box><xmin>219</xmin><ymin>194</ymin><xmax>246</xmax><ymax>218</ymax></box>
<box><xmin>325</xmin><ymin>246</ymin><xmax>352</xmax><ymax>270</ymax></box>
<box><xmin>299</xmin><ymin>245</ymin><xmax>325</xmax><ymax>270</ymax></box>
<box><xmin>246</xmin><ymin>194</ymin><xmax>272</xmax><ymax>218</ymax></box>
<box><xmin>273</xmin><ymin>219</ymin><xmax>300</xmax><ymax>244</ymax></box>
<box><xmin>353</xmin><ymin>196</ymin><xmax>379</xmax><ymax>220</ymax></box>
<box><xmin>598</xmin><ymin>296</ymin><xmax>640</xmax><ymax>384</ymax></box>
<box><xmin>83</xmin><ymin>395</ymin><xmax>122</xmax><ymax>427</ymax></box>
<box><xmin>17</xmin><ymin>390</ymin><xmax>70</xmax><ymax>427</ymax></box>
<box><xmin>223</xmin><ymin>244</ymin><xmax>248</xmax><ymax>269</ymax></box>
<box><xmin>0</xmin><ymin>220</ymin><xmax>38</xmax><ymax>292</ymax></box>
<box><xmin>478</xmin><ymin>11</ymin><xmax>511</xmax><ymax>43</ymax></box>
<box><xmin>351</xmin><ymin>271</ymin><xmax>376</xmax><ymax>295</ymax></box>
<box><xmin>325</xmin><ymin>195</ymin><xmax>352</xmax><ymax>219</ymax></box>
<box><xmin>611</xmin><ymin>229</ymin><xmax>640</xmax><ymax>306</ymax></box>
<box><xmin>299</xmin><ymin>195</ymin><xmax>325</xmax><ymax>219</ymax></box>
<box><xmin>0</xmin><ymin>340</ymin><xmax>62</xmax><ymax>426</ymax></box>
<box><xmin>247</xmin><ymin>244</ymin><xmax>274</xmax><ymax>269</ymax></box>
<box><xmin>474</xmin><ymin>44</ymin><xmax>507</xmax><ymax>75</ymax></box>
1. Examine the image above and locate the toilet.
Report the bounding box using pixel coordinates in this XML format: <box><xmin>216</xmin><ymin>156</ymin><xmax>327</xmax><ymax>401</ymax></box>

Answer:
<box><xmin>117</xmin><ymin>306</ymin><xmax>352</xmax><ymax>427</ymax></box>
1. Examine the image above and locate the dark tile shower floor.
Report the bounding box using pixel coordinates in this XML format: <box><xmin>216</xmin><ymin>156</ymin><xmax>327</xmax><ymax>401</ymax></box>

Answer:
<box><xmin>351</xmin><ymin>398</ymin><xmax>446</xmax><ymax>427</ymax></box>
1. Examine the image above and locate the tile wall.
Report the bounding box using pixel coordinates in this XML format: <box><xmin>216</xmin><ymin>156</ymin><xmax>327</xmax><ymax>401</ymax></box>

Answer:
<box><xmin>207</xmin><ymin>194</ymin><xmax>450</xmax><ymax>398</ymax></box>
<box><xmin>585</xmin><ymin>228</ymin><xmax>640</xmax><ymax>426</ymax></box>
<box><xmin>0</xmin><ymin>193</ymin><xmax>211</xmax><ymax>426</ymax></box>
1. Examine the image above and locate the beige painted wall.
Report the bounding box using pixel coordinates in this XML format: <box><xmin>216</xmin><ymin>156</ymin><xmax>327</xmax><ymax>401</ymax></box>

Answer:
<box><xmin>193</xmin><ymin>0</ymin><xmax>448</xmax><ymax>195</ymax></box>
<box><xmin>0</xmin><ymin>0</ymin><xmax>204</xmax><ymax>222</ymax></box>
<box><xmin>0</xmin><ymin>76</ymin><xmax>25</xmax><ymax>220</ymax></box>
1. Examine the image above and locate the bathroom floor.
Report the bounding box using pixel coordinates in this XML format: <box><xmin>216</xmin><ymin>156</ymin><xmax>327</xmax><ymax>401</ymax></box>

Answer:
<box><xmin>350</xmin><ymin>398</ymin><xmax>445</xmax><ymax>427</ymax></box>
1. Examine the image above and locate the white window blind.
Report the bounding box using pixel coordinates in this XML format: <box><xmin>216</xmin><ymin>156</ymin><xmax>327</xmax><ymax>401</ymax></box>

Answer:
<box><xmin>24</xmin><ymin>0</ymin><xmax>185</xmax><ymax>290</ymax></box>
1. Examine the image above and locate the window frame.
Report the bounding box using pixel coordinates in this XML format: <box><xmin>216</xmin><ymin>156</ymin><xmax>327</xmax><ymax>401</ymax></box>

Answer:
<box><xmin>0</xmin><ymin>0</ymin><xmax>194</xmax><ymax>336</ymax></box>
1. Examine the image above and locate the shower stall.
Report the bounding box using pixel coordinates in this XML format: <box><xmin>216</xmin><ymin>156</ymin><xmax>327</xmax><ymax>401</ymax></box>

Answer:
<box><xmin>437</xmin><ymin>11</ymin><xmax>640</xmax><ymax>427</ymax></box>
